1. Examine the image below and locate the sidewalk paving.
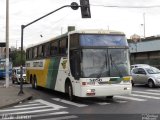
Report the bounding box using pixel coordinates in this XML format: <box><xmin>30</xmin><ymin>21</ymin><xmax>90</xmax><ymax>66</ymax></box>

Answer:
<box><xmin>0</xmin><ymin>85</ymin><xmax>32</xmax><ymax>109</ymax></box>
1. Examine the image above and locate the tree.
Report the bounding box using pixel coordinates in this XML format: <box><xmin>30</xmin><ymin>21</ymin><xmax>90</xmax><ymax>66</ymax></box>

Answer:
<box><xmin>10</xmin><ymin>50</ymin><xmax>26</xmax><ymax>67</ymax></box>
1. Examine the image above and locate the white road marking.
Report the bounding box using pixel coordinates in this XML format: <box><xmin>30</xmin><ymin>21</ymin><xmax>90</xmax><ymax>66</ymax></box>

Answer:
<box><xmin>39</xmin><ymin>115</ymin><xmax>78</xmax><ymax>120</ymax></box>
<box><xmin>0</xmin><ymin>108</ymin><xmax>58</xmax><ymax>115</ymax></box>
<box><xmin>115</xmin><ymin>96</ymin><xmax>146</xmax><ymax>101</ymax></box>
<box><xmin>97</xmin><ymin>102</ymin><xmax>111</xmax><ymax>105</ymax></box>
<box><xmin>29</xmin><ymin>101</ymin><xmax>39</xmax><ymax>104</ymax></box>
<box><xmin>131</xmin><ymin>94</ymin><xmax>160</xmax><ymax>99</ymax></box>
<box><xmin>33</xmin><ymin>99</ymin><xmax>67</xmax><ymax>109</ymax></box>
<box><xmin>115</xmin><ymin>100</ymin><xmax>128</xmax><ymax>103</ymax></box>
<box><xmin>132</xmin><ymin>91</ymin><xmax>160</xmax><ymax>95</ymax></box>
<box><xmin>14</xmin><ymin>103</ymin><xmax>42</xmax><ymax>108</ymax></box>
<box><xmin>146</xmin><ymin>89</ymin><xmax>160</xmax><ymax>93</ymax></box>
<box><xmin>52</xmin><ymin>98</ymin><xmax>88</xmax><ymax>107</ymax></box>
<box><xmin>0</xmin><ymin>106</ymin><xmax>49</xmax><ymax>112</ymax></box>
<box><xmin>31</xmin><ymin>111</ymin><xmax>69</xmax><ymax>118</ymax></box>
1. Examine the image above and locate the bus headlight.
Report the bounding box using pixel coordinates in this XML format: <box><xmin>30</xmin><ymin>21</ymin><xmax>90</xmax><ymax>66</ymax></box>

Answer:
<box><xmin>86</xmin><ymin>89</ymin><xmax>95</xmax><ymax>96</ymax></box>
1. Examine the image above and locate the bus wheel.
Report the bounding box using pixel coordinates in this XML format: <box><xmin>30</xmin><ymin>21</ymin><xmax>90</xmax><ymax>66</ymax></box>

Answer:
<box><xmin>31</xmin><ymin>80</ymin><xmax>35</xmax><ymax>88</ymax></box>
<box><xmin>105</xmin><ymin>96</ymin><xmax>113</xmax><ymax>101</ymax></box>
<box><xmin>32</xmin><ymin>77</ymin><xmax>37</xmax><ymax>89</ymax></box>
<box><xmin>66</xmin><ymin>83</ymin><xmax>74</xmax><ymax>101</ymax></box>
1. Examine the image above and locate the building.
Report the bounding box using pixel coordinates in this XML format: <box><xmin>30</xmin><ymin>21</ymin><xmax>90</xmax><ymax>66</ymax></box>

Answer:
<box><xmin>128</xmin><ymin>35</ymin><xmax>160</xmax><ymax>69</ymax></box>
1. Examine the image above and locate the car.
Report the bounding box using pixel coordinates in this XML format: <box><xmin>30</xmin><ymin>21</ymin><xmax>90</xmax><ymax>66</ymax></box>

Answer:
<box><xmin>131</xmin><ymin>64</ymin><xmax>150</xmax><ymax>70</ymax></box>
<box><xmin>131</xmin><ymin>66</ymin><xmax>160</xmax><ymax>88</ymax></box>
<box><xmin>11</xmin><ymin>67</ymin><xmax>26</xmax><ymax>84</ymax></box>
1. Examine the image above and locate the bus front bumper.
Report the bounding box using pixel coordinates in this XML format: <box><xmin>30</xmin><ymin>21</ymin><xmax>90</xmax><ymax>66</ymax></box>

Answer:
<box><xmin>78</xmin><ymin>84</ymin><xmax>132</xmax><ymax>97</ymax></box>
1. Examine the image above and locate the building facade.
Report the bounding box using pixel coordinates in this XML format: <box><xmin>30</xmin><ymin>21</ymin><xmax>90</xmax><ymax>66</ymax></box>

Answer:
<box><xmin>128</xmin><ymin>36</ymin><xmax>160</xmax><ymax>69</ymax></box>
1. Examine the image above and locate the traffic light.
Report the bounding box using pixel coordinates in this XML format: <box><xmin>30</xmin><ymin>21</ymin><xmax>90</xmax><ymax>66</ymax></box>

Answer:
<box><xmin>80</xmin><ymin>0</ymin><xmax>91</xmax><ymax>18</ymax></box>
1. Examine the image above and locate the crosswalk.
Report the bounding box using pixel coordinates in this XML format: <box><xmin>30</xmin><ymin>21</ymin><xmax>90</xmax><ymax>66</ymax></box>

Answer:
<box><xmin>114</xmin><ymin>89</ymin><xmax>160</xmax><ymax>102</ymax></box>
<box><xmin>0</xmin><ymin>89</ymin><xmax>160</xmax><ymax>120</ymax></box>
<box><xmin>0</xmin><ymin>99</ymin><xmax>77</xmax><ymax>120</ymax></box>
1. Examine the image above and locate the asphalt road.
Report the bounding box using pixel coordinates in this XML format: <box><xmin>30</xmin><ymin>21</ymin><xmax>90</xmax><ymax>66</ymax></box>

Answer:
<box><xmin>0</xmin><ymin>79</ymin><xmax>160</xmax><ymax>120</ymax></box>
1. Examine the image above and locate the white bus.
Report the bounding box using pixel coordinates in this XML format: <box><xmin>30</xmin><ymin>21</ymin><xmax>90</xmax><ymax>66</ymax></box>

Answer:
<box><xmin>26</xmin><ymin>29</ymin><xmax>132</xmax><ymax>101</ymax></box>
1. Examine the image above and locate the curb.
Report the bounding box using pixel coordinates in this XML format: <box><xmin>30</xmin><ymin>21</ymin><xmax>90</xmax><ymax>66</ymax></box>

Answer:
<box><xmin>0</xmin><ymin>95</ymin><xmax>33</xmax><ymax>109</ymax></box>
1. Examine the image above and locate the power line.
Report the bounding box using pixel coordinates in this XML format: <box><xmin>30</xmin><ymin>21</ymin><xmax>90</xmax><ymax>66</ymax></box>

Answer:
<box><xmin>91</xmin><ymin>4</ymin><xmax>160</xmax><ymax>8</ymax></box>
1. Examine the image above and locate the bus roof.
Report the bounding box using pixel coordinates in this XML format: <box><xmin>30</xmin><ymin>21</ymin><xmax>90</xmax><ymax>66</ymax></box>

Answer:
<box><xmin>69</xmin><ymin>29</ymin><xmax>125</xmax><ymax>35</ymax></box>
<box><xmin>26</xmin><ymin>29</ymin><xmax>125</xmax><ymax>49</ymax></box>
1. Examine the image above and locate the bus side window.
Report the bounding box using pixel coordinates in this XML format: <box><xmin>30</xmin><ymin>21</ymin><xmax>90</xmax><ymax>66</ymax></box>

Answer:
<box><xmin>38</xmin><ymin>45</ymin><xmax>44</xmax><ymax>58</ymax></box>
<box><xmin>44</xmin><ymin>43</ymin><xmax>50</xmax><ymax>57</ymax></box>
<box><xmin>33</xmin><ymin>47</ymin><xmax>38</xmax><ymax>59</ymax></box>
<box><xmin>50</xmin><ymin>41</ymin><xmax>58</xmax><ymax>56</ymax></box>
<box><xmin>42</xmin><ymin>45</ymin><xmax>45</xmax><ymax>57</ymax></box>
<box><xmin>59</xmin><ymin>38</ymin><xmax>67</xmax><ymax>55</ymax></box>
<box><xmin>28</xmin><ymin>49</ymin><xmax>32</xmax><ymax>59</ymax></box>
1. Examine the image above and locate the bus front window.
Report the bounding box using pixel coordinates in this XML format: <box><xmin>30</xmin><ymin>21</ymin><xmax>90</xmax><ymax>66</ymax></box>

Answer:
<box><xmin>81</xmin><ymin>49</ymin><xmax>130</xmax><ymax>78</ymax></box>
<box><xmin>108</xmin><ymin>49</ymin><xmax>130</xmax><ymax>77</ymax></box>
<box><xmin>81</xmin><ymin>49</ymin><xmax>109</xmax><ymax>78</ymax></box>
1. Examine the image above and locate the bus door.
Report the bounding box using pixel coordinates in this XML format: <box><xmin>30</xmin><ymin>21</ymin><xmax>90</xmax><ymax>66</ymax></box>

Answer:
<box><xmin>70</xmin><ymin>50</ymin><xmax>81</xmax><ymax>94</ymax></box>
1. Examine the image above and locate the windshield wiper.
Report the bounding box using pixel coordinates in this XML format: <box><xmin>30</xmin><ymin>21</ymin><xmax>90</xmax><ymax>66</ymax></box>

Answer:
<box><xmin>110</xmin><ymin>54</ymin><xmax>123</xmax><ymax>77</ymax></box>
<box><xmin>96</xmin><ymin>54</ymin><xmax>108</xmax><ymax>78</ymax></box>
<box><xmin>96</xmin><ymin>61</ymin><xmax>106</xmax><ymax>78</ymax></box>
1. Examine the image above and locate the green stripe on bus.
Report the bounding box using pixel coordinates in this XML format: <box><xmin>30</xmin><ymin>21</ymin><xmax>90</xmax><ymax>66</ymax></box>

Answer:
<box><xmin>46</xmin><ymin>57</ymin><xmax>61</xmax><ymax>89</ymax></box>
<box><xmin>109</xmin><ymin>78</ymin><xmax>123</xmax><ymax>84</ymax></box>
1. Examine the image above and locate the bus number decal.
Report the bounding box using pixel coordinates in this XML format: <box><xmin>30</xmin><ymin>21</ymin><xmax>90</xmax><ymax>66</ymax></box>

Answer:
<box><xmin>89</xmin><ymin>78</ymin><xmax>102</xmax><ymax>82</ymax></box>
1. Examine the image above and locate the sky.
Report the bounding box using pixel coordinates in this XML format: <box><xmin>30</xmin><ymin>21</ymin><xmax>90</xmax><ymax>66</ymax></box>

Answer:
<box><xmin>1</xmin><ymin>0</ymin><xmax>160</xmax><ymax>48</ymax></box>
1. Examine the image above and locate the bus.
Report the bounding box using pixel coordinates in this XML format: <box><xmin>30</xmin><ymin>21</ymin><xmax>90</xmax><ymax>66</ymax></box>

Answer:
<box><xmin>26</xmin><ymin>29</ymin><xmax>132</xmax><ymax>101</ymax></box>
<box><xmin>0</xmin><ymin>59</ymin><xmax>12</xmax><ymax>78</ymax></box>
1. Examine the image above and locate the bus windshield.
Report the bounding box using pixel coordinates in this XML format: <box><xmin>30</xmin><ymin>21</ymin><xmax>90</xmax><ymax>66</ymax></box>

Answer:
<box><xmin>81</xmin><ymin>49</ymin><xmax>130</xmax><ymax>78</ymax></box>
<box><xmin>80</xmin><ymin>34</ymin><xmax>128</xmax><ymax>47</ymax></box>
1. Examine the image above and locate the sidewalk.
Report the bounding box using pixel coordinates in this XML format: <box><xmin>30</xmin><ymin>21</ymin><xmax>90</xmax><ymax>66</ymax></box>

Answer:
<box><xmin>0</xmin><ymin>85</ymin><xmax>32</xmax><ymax>109</ymax></box>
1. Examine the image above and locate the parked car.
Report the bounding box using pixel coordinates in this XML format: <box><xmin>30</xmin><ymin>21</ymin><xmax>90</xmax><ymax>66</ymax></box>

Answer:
<box><xmin>12</xmin><ymin>67</ymin><xmax>26</xmax><ymax>84</ymax></box>
<box><xmin>131</xmin><ymin>66</ymin><xmax>160</xmax><ymax>88</ymax></box>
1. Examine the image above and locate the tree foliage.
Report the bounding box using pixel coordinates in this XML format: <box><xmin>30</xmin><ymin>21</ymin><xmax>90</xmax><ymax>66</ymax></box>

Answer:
<box><xmin>10</xmin><ymin>50</ymin><xmax>26</xmax><ymax>67</ymax></box>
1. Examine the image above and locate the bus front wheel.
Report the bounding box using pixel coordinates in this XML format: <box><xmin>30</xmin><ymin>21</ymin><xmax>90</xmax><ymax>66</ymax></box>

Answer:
<box><xmin>105</xmin><ymin>96</ymin><xmax>113</xmax><ymax>101</ymax></box>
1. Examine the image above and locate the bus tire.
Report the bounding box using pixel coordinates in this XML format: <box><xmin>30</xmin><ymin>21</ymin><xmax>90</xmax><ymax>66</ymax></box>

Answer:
<box><xmin>32</xmin><ymin>76</ymin><xmax>37</xmax><ymax>89</ymax></box>
<box><xmin>105</xmin><ymin>96</ymin><xmax>113</xmax><ymax>100</ymax></box>
<box><xmin>65</xmin><ymin>82</ymin><xmax>74</xmax><ymax>101</ymax></box>
<box><xmin>31</xmin><ymin>78</ymin><xmax>35</xmax><ymax>89</ymax></box>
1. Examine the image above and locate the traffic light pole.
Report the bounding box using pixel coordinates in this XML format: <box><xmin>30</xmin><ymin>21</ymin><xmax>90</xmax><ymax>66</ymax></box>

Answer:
<box><xmin>5</xmin><ymin>0</ymin><xmax>9</xmax><ymax>88</ymax></box>
<box><xmin>18</xmin><ymin>3</ymin><xmax>80</xmax><ymax>95</ymax></box>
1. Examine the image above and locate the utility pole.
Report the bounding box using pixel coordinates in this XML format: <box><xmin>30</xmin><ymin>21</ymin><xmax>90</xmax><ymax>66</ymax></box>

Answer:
<box><xmin>5</xmin><ymin>0</ymin><xmax>9</xmax><ymax>88</ymax></box>
<box><xmin>143</xmin><ymin>13</ymin><xmax>146</xmax><ymax>38</ymax></box>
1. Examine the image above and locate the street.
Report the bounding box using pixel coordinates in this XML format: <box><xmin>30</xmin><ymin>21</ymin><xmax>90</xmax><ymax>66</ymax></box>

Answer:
<box><xmin>0</xmin><ymin>79</ymin><xmax>160</xmax><ymax>120</ymax></box>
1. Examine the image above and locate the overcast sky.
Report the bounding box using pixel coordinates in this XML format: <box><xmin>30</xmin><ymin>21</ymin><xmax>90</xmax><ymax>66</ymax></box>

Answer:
<box><xmin>1</xmin><ymin>0</ymin><xmax>160</xmax><ymax>48</ymax></box>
